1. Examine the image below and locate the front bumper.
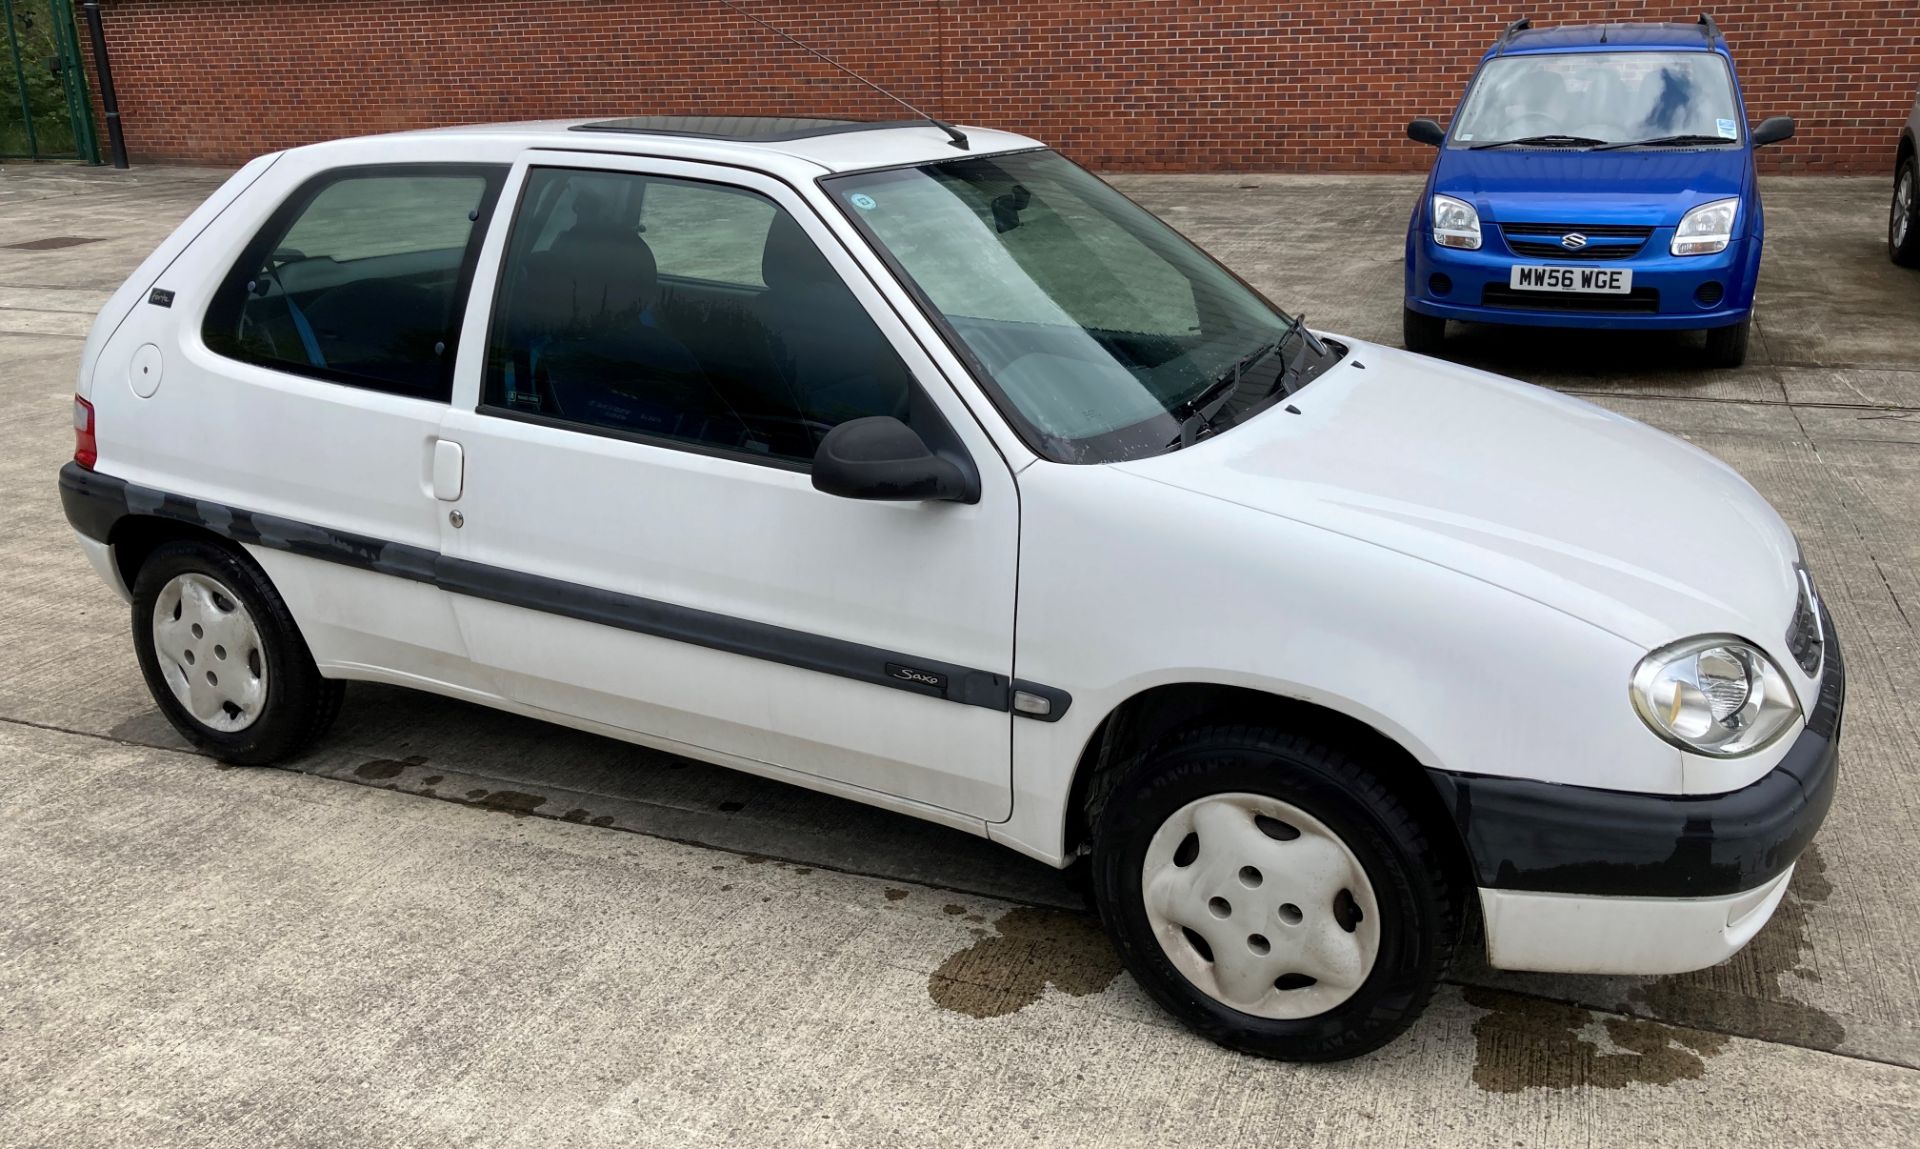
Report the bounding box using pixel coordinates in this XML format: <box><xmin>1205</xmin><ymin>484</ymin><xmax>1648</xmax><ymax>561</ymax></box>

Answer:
<box><xmin>1429</xmin><ymin>622</ymin><xmax>1842</xmax><ymax>973</ymax></box>
<box><xmin>1406</xmin><ymin>228</ymin><xmax>1759</xmax><ymax>331</ymax></box>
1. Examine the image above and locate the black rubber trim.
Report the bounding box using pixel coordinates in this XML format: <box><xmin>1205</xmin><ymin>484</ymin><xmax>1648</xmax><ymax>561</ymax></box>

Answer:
<box><xmin>59</xmin><ymin>463</ymin><xmax>1069</xmax><ymax>719</ymax></box>
<box><xmin>1429</xmin><ymin>620</ymin><xmax>1843</xmax><ymax>899</ymax></box>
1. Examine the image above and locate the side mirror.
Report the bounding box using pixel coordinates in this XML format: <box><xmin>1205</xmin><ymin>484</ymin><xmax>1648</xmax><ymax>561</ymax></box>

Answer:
<box><xmin>811</xmin><ymin>416</ymin><xmax>977</xmax><ymax>503</ymax></box>
<box><xmin>1407</xmin><ymin>119</ymin><xmax>1447</xmax><ymax>147</ymax></box>
<box><xmin>1751</xmin><ymin>116</ymin><xmax>1796</xmax><ymax>148</ymax></box>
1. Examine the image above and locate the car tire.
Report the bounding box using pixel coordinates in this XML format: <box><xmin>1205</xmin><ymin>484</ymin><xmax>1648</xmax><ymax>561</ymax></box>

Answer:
<box><xmin>1892</xmin><ymin>154</ymin><xmax>1920</xmax><ymax>268</ymax></box>
<box><xmin>1703</xmin><ymin>315</ymin><xmax>1751</xmax><ymax>368</ymax></box>
<box><xmin>1402</xmin><ymin>306</ymin><xmax>1447</xmax><ymax>355</ymax></box>
<box><xmin>1089</xmin><ymin>723</ymin><xmax>1459</xmax><ymax>1061</ymax></box>
<box><xmin>130</xmin><ymin>539</ymin><xmax>344</xmax><ymax>766</ymax></box>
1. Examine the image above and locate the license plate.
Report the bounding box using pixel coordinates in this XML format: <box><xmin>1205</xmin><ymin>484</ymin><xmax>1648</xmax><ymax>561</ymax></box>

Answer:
<box><xmin>1508</xmin><ymin>265</ymin><xmax>1632</xmax><ymax>293</ymax></box>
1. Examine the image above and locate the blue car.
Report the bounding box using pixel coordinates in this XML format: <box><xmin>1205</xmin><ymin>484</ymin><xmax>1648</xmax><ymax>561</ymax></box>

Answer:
<box><xmin>1402</xmin><ymin>15</ymin><xmax>1796</xmax><ymax>366</ymax></box>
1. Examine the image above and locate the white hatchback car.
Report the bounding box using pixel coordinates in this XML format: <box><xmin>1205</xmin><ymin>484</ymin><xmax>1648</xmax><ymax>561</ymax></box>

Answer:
<box><xmin>61</xmin><ymin>116</ymin><xmax>1840</xmax><ymax>1061</ymax></box>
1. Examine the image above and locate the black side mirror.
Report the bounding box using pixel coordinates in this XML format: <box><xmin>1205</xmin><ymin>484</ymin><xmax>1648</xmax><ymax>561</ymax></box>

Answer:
<box><xmin>812</xmin><ymin>416</ymin><xmax>977</xmax><ymax>503</ymax></box>
<box><xmin>1407</xmin><ymin>119</ymin><xmax>1447</xmax><ymax>147</ymax></box>
<box><xmin>1751</xmin><ymin>116</ymin><xmax>1796</xmax><ymax>148</ymax></box>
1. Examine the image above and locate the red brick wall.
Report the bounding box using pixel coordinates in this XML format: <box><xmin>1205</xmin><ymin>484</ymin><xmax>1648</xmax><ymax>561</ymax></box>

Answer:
<box><xmin>79</xmin><ymin>1</ymin><xmax>1919</xmax><ymax>172</ymax></box>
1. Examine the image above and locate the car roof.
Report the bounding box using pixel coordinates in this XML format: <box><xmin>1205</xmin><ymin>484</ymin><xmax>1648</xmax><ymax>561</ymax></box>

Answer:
<box><xmin>303</xmin><ymin>116</ymin><xmax>1044</xmax><ymax>178</ymax></box>
<box><xmin>1490</xmin><ymin>21</ymin><xmax>1725</xmax><ymax>58</ymax></box>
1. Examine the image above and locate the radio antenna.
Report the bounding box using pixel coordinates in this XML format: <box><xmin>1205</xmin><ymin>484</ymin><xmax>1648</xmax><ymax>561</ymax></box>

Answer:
<box><xmin>712</xmin><ymin>0</ymin><xmax>969</xmax><ymax>150</ymax></box>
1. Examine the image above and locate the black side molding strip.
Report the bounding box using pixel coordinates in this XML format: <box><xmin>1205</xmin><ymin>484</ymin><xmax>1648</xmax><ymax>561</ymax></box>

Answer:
<box><xmin>1428</xmin><ymin>623</ymin><xmax>1842</xmax><ymax>899</ymax></box>
<box><xmin>60</xmin><ymin>463</ymin><xmax>1069</xmax><ymax>720</ymax></box>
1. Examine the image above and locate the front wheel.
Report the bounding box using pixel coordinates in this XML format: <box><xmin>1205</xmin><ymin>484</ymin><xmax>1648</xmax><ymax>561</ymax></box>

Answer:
<box><xmin>130</xmin><ymin>539</ymin><xmax>344</xmax><ymax>765</ymax></box>
<box><xmin>1089</xmin><ymin>725</ymin><xmax>1459</xmax><ymax>1061</ymax></box>
<box><xmin>1704</xmin><ymin>314</ymin><xmax>1751</xmax><ymax>368</ymax></box>
<box><xmin>1402</xmin><ymin>306</ymin><xmax>1447</xmax><ymax>355</ymax></box>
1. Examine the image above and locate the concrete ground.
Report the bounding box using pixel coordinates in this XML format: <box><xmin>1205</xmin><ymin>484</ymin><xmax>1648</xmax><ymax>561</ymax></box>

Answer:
<box><xmin>1</xmin><ymin>162</ymin><xmax>1917</xmax><ymax>1145</ymax></box>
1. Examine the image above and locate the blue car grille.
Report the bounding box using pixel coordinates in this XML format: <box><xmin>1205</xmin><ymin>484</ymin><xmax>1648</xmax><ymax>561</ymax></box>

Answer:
<box><xmin>1500</xmin><ymin>223</ymin><xmax>1653</xmax><ymax>262</ymax></box>
<box><xmin>1481</xmin><ymin>284</ymin><xmax>1661</xmax><ymax>313</ymax></box>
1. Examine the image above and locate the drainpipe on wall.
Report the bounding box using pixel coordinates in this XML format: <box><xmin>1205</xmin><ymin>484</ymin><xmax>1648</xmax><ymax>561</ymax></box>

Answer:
<box><xmin>79</xmin><ymin>0</ymin><xmax>127</xmax><ymax>168</ymax></box>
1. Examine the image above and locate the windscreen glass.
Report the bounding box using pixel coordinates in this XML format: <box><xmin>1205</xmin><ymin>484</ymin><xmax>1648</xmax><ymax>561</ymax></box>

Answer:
<box><xmin>827</xmin><ymin>150</ymin><xmax>1307</xmax><ymax>463</ymax></box>
<box><xmin>1451</xmin><ymin>51</ymin><xmax>1742</xmax><ymax>146</ymax></box>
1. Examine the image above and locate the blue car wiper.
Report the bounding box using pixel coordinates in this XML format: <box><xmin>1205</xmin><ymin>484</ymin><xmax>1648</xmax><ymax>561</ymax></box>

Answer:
<box><xmin>1591</xmin><ymin>134</ymin><xmax>1738</xmax><ymax>151</ymax></box>
<box><xmin>1468</xmin><ymin>134</ymin><xmax>1606</xmax><ymax>150</ymax></box>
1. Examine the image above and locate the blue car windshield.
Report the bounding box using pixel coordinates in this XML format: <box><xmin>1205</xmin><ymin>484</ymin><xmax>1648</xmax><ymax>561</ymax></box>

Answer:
<box><xmin>1451</xmin><ymin>51</ymin><xmax>1742</xmax><ymax>147</ymax></box>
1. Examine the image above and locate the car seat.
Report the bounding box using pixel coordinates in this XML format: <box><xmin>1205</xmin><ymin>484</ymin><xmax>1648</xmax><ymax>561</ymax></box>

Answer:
<box><xmin>756</xmin><ymin>214</ymin><xmax>912</xmax><ymax>434</ymax></box>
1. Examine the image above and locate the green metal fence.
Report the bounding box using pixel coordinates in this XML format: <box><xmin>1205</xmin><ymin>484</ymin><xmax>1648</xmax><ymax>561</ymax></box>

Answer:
<box><xmin>2</xmin><ymin>0</ymin><xmax>98</xmax><ymax>162</ymax></box>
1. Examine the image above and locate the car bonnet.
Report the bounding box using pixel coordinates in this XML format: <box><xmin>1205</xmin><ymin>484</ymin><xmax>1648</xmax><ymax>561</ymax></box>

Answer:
<box><xmin>1111</xmin><ymin>339</ymin><xmax>1803</xmax><ymax>665</ymax></box>
<box><xmin>1432</xmin><ymin>145</ymin><xmax>1750</xmax><ymax>228</ymax></box>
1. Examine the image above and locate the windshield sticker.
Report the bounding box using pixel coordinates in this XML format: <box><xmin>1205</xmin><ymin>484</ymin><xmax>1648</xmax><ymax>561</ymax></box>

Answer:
<box><xmin>1458</xmin><ymin>132</ymin><xmax>1473</xmax><ymax>141</ymax></box>
<box><xmin>849</xmin><ymin>192</ymin><xmax>878</xmax><ymax>211</ymax></box>
<box><xmin>1716</xmin><ymin>118</ymin><xmax>1738</xmax><ymax>139</ymax></box>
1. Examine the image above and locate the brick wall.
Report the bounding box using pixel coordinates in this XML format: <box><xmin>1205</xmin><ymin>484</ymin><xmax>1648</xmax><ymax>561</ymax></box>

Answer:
<box><xmin>80</xmin><ymin>1</ymin><xmax>1919</xmax><ymax>172</ymax></box>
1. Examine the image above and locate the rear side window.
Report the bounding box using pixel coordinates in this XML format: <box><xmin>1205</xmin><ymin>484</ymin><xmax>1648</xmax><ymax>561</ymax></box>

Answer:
<box><xmin>203</xmin><ymin>165</ymin><xmax>506</xmax><ymax>401</ymax></box>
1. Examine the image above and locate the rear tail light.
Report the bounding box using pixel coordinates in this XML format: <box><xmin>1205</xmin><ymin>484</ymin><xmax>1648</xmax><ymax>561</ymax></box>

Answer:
<box><xmin>73</xmin><ymin>395</ymin><xmax>97</xmax><ymax>469</ymax></box>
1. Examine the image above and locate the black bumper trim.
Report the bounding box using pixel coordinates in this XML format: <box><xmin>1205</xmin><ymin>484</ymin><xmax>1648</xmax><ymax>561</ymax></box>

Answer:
<box><xmin>1429</xmin><ymin>623</ymin><xmax>1842</xmax><ymax>899</ymax></box>
<box><xmin>58</xmin><ymin>463</ymin><xmax>1070</xmax><ymax>720</ymax></box>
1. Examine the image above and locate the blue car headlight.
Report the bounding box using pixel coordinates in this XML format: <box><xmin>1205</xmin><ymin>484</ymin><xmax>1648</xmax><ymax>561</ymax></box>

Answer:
<box><xmin>1432</xmin><ymin>195</ymin><xmax>1481</xmax><ymax>250</ymax></box>
<box><xmin>1672</xmin><ymin>198</ymin><xmax>1740</xmax><ymax>256</ymax></box>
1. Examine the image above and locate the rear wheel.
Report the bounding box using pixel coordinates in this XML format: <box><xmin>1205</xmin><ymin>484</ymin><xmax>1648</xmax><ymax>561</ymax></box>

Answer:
<box><xmin>1704</xmin><ymin>314</ymin><xmax>1751</xmax><ymax>368</ymax></box>
<box><xmin>1090</xmin><ymin>724</ymin><xmax>1458</xmax><ymax>1061</ymax></box>
<box><xmin>1891</xmin><ymin>155</ymin><xmax>1920</xmax><ymax>268</ymax></box>
<box><xmin>1402</xmin><ymin>306</ymin><xmax>1447</xmax><ymax>355</ymax></box>
<box><xmin>130</xmin><ymin>539</ymin><xmax>343</xmax><ymax>765</ymax></box>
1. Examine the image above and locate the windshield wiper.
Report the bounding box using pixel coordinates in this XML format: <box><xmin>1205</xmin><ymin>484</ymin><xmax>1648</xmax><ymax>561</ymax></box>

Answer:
<box><xmin>1468</xmin><ymin>134</ymin><xmax>1606</xmax><ymax>150</ymax></box>
<box><xmin>1592</xmin><ymin>134</ymin><xmax>1736</xmax><ymax>151</ymax></box>
<box><xmin>1277</xmin><ymin>311</ymin><xmax>1329</xmax><ymax>394</ymax></box>
<box><xmin>1167</xmin><ymin>337</ymin><xmax>1283</xmax><ymax>449</ymax></box>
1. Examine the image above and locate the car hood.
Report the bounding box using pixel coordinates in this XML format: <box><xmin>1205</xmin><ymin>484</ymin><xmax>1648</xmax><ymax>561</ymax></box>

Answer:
<box><xmin>1113</xmin><ymin>339</ymin><xmax>1801</xmax><ymax>653</ymax></box>
<box><xmin>1433</xmin><ymin>146</ymin><xmax>1749</xmax><ymax>227</ymax></box>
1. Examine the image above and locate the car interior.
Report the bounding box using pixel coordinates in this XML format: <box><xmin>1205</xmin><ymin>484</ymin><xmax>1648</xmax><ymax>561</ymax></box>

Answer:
<box><xmin>485</xmin><ymin>169</ymin><xmax>915</xmax><ymax>463</ymax></box>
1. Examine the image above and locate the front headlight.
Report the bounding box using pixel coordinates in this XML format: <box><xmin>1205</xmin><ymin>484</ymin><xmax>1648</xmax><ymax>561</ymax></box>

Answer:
<box><xmin>1631</xmin><ymin>636</ymin><xmax>1800</xmax><ymax>756</ymax></box>
<box><xmin>1671</xmin><ymin>198</ymin><xmax>1740</xmax><ymax>255</ymax></box>
<box><xmin>1432</xmin><ymin>195</ymin><xmax>1481</xmax><ymax>250</ymax></box>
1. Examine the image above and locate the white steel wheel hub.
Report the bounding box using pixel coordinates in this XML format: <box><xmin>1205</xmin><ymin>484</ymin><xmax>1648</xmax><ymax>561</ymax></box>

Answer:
<box><xmin>1142</xmin><ymin>792</ymin><xmax>1381</xmax><ymax>1019</ymax></box>
<box><xmin>151</xmin><ymin>573</ymin><xmax>268</xmax><ymax>733</ymax></box>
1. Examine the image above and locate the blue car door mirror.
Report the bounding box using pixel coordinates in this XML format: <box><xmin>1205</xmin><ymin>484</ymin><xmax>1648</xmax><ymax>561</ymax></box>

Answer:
<box><xmin>1751</xmin><ymin>117</ymin><xmax>1796</xmax><ymax>147</ymax></box>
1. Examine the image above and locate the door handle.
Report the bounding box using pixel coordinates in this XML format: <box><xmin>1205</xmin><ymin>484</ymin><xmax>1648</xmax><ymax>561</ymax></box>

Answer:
<box><xmin>432</xmin><ymin>439</ymin><xmax>464</xmax><ymax>502</ymax></box>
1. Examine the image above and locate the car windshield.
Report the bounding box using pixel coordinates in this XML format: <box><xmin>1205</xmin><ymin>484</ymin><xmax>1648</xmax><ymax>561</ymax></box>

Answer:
<box><xmin>825</xmin><ymin>150</ymin><xmax>1319</xmax><ymax>463</ymax></box>
<box><xmin>1451</xmin><ymin>51</ymin><xmax>1742</xmax><ymax>147</ymax></box>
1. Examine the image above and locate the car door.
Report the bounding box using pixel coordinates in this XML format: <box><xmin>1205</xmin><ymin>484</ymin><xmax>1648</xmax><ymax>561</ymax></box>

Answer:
<box><xmin>436</xmin><ymin>152</ymin><xmax>1021</xmax><ymax>822</ymax></box>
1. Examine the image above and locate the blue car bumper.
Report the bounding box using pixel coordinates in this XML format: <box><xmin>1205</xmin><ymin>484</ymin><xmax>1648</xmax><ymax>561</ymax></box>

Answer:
<box><xmin>1406</xmin><ymin>227</ymin><xmax>1758</xmax><ymax>331</ymax></box>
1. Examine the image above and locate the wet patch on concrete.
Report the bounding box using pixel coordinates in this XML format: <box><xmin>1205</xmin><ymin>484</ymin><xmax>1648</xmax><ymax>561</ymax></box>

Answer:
<box><xmin>1625</xmin><ymin>847</ymin><xmax>1845</xmax><ymax>1051</ymax></box>
<box><xmin>884</xmin><ymin>888</ymin><xmax>908</xmax><ymax>902</ymax></box>
<box><xmin>1464</xmin><ymin>986</ymin><xmax>1730</xmax><ymax>1092</ymax></box>
<box><xmin>457</xmin><ymin>788</ymin><xmax>549</xmax><ymax>817</ymax></box>
<box><xmin>352</xmin><ymin>754</ymin><xmax>427</xmax><ymax>781</ymax></box>
<box><xmin>554</xmin><ymin>807</ymin><xmax>618</xmax><ymax>827</ymax></box>
<box><xmin>928</xmin><ymin>906</ymin><xmax>1123</xmax><ymax>1019</ymax></box>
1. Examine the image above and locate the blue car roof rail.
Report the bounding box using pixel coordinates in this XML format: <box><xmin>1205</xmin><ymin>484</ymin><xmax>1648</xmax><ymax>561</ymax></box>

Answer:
<box><xmin>1698</xmin><ymin>12</ymin><xmax>1722</xmax><ymax>45</ymax></box>
<box><xmin>1494</xmin><ymin>16</ymin><xmax>1531</xmax><ymax>54</ymax></box>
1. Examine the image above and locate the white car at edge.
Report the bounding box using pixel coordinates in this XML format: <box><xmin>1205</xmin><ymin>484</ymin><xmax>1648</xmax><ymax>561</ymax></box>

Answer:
<box><xmin>59</xmin><ymin>116</ymin><xmax>1841</xmax><ymax>1061</ymax></box>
